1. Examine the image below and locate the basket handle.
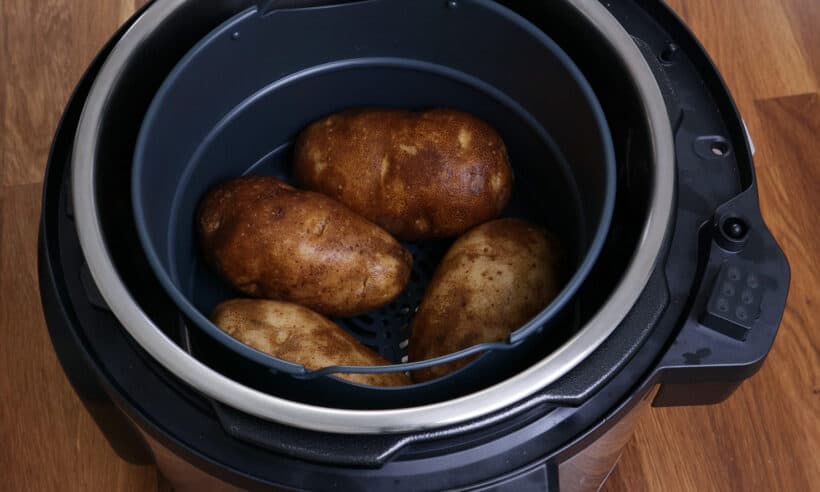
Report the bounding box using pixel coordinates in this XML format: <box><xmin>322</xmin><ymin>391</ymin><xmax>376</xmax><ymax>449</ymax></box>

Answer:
<box><xmin>290</xmin><ymin>338</ymin><xmax>525</xmax><ymax>379</ymax></box>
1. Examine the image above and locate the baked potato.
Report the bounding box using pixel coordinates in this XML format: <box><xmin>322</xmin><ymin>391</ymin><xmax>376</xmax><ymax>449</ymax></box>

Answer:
<box><xmin>294</xmin><ymin>108</ymin><xmax>513</xmax><ymax>240</ymax></box>
<box><xmin>212</xmin><ymin>299</ymin><xmax>410</xmax><ymax>386</ymax></box>
<box><xmin>408</xmin><ymin>218</ymin><xmax>562</xmax><ymax>382</ymax></box>
<box><xmin>198</xmin><ymin>176</ymin><xmax>412</xmax><ymax>317</ymax></box>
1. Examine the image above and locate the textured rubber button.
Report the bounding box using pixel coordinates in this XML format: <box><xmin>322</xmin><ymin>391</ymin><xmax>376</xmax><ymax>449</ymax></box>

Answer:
<box><xmin>701</xmin><ymin>262</ymin><xmax>764</xmax><ymax>341</ymax></box>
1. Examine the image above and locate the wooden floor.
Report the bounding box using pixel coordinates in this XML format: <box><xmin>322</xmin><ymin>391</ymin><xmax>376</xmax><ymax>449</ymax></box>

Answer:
<box><xmin>0</xmin><ymin>1</ymin><xmax>817</xmax><ymax>490</ymax></box>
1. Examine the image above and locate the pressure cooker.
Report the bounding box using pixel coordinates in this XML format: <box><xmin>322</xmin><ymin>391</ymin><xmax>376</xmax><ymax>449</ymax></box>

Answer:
<box><xmin>39</xmin><ymin>0</ymin><xmax>790</xmax><ymax>490</ymax></box>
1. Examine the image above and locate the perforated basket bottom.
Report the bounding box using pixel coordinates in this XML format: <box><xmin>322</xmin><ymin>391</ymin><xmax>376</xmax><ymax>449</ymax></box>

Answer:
<box><xmin>335</xmin><ymin>241</ymin><xmax>449</xmax><ymax>363</ymax></box>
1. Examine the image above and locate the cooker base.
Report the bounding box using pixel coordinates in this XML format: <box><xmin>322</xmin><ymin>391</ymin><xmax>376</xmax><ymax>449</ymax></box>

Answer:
<box><xmin>39</xmin><ymin>0</ymin><xmax>789</xmax><ymax>490</ymax></box>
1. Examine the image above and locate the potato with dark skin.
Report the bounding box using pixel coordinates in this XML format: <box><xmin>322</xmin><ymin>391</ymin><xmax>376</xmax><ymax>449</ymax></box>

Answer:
<box><xmin>408</xmin><ymin>218</ymin><xmax>562</xmax><ymax>383</ymax></box>
<box><xmin>294</xmin><ymin>108</ymin><xmax>514</xmax><ymax>241</ymax></box>
<box><xmin>212</xmin><ymin>299</ymin><xmax>410</xmax><ymax>386</ymax></box>
<box><xmin>197</xmin><ymin>176</ymin><xmax>412</xmax><ymax>318</ymax></box>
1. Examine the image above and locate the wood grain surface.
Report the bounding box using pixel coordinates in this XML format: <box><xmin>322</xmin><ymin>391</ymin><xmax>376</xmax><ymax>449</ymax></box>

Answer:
<box><xmin>0</xmin><ymin>1</ymin><xmax>817</xmax><ymax>491</ymax></box>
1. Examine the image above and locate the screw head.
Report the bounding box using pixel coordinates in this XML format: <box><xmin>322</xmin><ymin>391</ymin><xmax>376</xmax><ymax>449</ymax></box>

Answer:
<box><xmin>723</xmin><ymin>218</ymin><xmax>748</xmax><ymax>240</ymax></box>
<box><xmin>660</xmin><ymin>43</ymin><xmax>679</xmax><ymax>63</ymax></box>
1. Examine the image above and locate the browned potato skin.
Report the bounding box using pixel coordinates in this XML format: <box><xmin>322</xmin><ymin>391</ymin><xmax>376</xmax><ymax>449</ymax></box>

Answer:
<box><xmin>212</xmin><ymin>299</ymin><xmax>410</xmax><ymax>386</ymax></box>
<box><xmin>408</xmin><ymin>219</ymin><xmax>562</xmax><ymax>383</ymax></box>
<box><xmin>294</xmin><ymin>108</ymin><xmax>514</xmax><ymax>241</ymax></box>
<box><xmin>198</xmin><ymin>176</ymin><xmax>412</xmax><ymax>318</ymax></box>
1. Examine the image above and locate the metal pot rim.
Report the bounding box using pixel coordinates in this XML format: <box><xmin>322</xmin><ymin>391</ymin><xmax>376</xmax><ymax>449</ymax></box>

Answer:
<box><xmin>72</xmin><ymin>0</ymin><xmax>675</xmax><ymax>434</ymax></box>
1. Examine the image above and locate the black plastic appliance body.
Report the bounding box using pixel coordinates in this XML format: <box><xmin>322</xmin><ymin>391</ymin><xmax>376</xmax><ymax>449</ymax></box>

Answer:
<box><xmin>39</xmin><ymin>0</ymin><xmax>790</xmax><ymax>490</ymax></box>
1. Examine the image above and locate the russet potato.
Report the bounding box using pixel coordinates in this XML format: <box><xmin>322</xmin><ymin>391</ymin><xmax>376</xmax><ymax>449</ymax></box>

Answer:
<box><xmin>408</xmin><ymin>218</ymin><xmax>562</xmax><ymax>382</ymax></box>
<box><xmin>212</xmin><ymin>299</ymin><xmax>410</xmax><ymax>386</ymax></box>
<box><xmin>294</xmin><ymin>108</ymin><xmax>513</xmax><ymax>240</ymax></box>
<box><xmin>198</xmin><ymin>176</ymin><xmax>412</xmax><ymax>318</ymax></box>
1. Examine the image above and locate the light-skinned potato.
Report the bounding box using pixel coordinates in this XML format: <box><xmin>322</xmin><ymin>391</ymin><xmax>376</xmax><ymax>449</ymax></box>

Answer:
<box><xmin>198</xmin><ymin>176</ymin><xmax>412</xmax><ymax>317</ymax></box>
<box><xmin>212</xmin><ymin>299</ymin><xmax>410</xmax><ymax>386</ymax></box>
<box><xmin>294</xmin><ymin>108</ymin><xmax>513</xmax><ymax>241</ymax></box>
<box><xmin>408</xmin><ymin>218</ymin><xmax>562</xmax><ymax>382</ymax></box>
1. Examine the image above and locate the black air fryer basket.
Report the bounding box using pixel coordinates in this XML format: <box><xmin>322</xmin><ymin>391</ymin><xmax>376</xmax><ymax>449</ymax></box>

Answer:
<box><xmin>131</xmin><ymin>0</ymin><xmax>617</xmax><ymax>405</ymax></box>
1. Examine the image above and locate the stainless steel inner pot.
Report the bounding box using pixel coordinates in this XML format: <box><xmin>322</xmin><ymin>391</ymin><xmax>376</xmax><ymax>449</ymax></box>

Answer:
<box><xmin>72</xmin><ymin>0</ymin><xmax>674</xmax><ymax>434</ymax></box>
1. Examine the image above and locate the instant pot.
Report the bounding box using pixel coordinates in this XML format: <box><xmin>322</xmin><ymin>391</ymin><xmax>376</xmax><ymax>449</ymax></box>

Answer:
<box><xmin>39</xmin><ymin>0</ymin><xmax>790</xmax><ymax>490</ymax></box>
